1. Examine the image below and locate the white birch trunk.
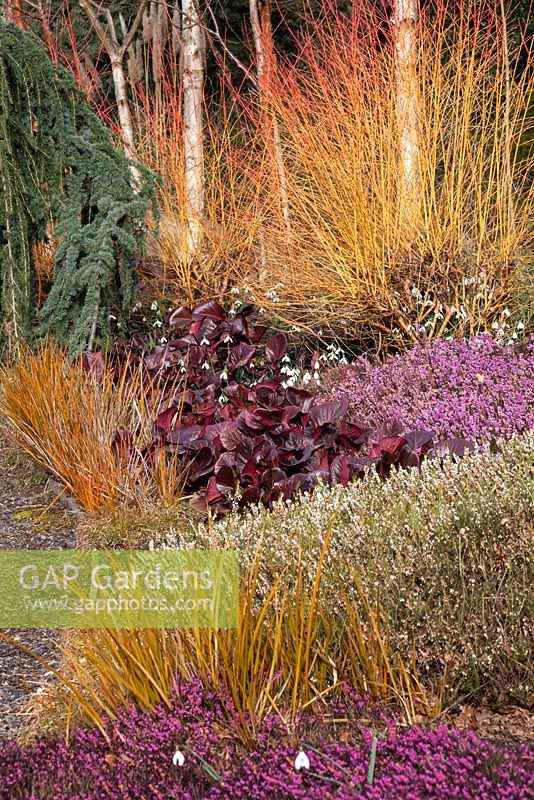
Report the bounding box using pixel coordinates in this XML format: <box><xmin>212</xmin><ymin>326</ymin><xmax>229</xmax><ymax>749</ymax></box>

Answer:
<box><xmin>79</xmin><ymin>0</ymin><xmax>146</xmax><ymax>190</ymax></box>
<box><xmin>110</xmin><ymin>58</ymin><xmax>133</xmax><ymax>158</ymax></box>
<box><xmin>393</xmin><ymin>0</ymin><xmax>420</xmax><ymax>223</ymax></box>
<box><xmin>182</xmin><ymin>0</ymin><xmax>205</xmax><ymax>256</ymax></box>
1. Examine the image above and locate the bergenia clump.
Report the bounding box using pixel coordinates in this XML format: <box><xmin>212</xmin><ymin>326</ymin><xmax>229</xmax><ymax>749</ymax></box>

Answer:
<box><xmin>323</xmin><ymin>335</ymin><xmax>534</xmax><ymax>442</ymax></box>
<box><xmin>89</xmin><ymin>301</ymin><xmax>470</xmax><ymax>513</ymax></box>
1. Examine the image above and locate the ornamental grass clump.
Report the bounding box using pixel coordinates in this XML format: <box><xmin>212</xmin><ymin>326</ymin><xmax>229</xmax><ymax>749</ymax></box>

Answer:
<box><xmin>323</xmin><ymin>335</ymin><xmax>534</xmax><ymax>442</ymax></box>
<box><xmin>27</xmin><ymin>524</ymin><xmax>436</xmax><ymax>746</ymax></box>
<box><xmin>0</xmin><ymin>341</ymin><xmax>187</xmax><ymax>510</ymax></box>
<box><xmin>1</xmin><ymin>683</ymin><xmax>533</xmax><ymax>800</ymax></box>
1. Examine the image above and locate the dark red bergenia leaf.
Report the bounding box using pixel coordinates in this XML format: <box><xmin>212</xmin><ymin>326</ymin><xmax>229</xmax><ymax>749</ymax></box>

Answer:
<box><xmin>242</xmin><ymin>458</ymin><xmax>260</xmax><ymax>486</ymax></box>
<box><xmin>265</xmin><ymin>333</ymin><xmax>288</xmax><ymax>364</ymax></box>
<box><xmin>145</xmin><ymin>345</ymin><xmax>169</xmax><ymax>371</ymax></box>
<box><xmin>190</xmin><ymin>317</ymin><xmax>218</xmax><ymax>345</ymax></box>
<box><xmin>206</xmin><ymin>477</ymin><xmax>224</xmax><ymax>505</ymax></box>
<box><xmin>192</xmin><ymin>299</ymin><xmax>226</xmax><ymax>321</ymax></box>
<box><xmin>215</xmin><ymin>466</ymin><xmax>237</xmax><ymax>494</ymax></box>
<box><xmin>168</xmin><ymin>306</ymin><xmax>192</xmax><ymax>327</ymax></box>
<box><xmin>155</xmin><ymin>406</ymin><xmax>179</xmax><ymax>432</ymax></box>
<box><xmin>238</xmin><ymin>407</ymin><xmax>285</xmax><ymax>433</ymax></box>
<box><xmin>402</xmin><ymin>430</ymin><xmax>435</xmax><ymax>453</ymax></box>
<box><xmin>219</xmin><ymin>424</ymin><xmax>243</xmax><ymax>450</ymax></box>
<box><xmin>188</xmin><ymin>447</ymin><xmax>215</xmax><ymax>482</ymax></box>
<box><xmin>330</xmin><ymin>454</ymin><xmax>350</xmax><ymax>486</ymax></box>
<box><xmin>223</xmin><ymin>383</ymin><xmax>251</xmax><ymax>404</ymax></box>
<box><xmin>370</xmin><ymin>435</ymin><xmax>407</xmax><ymax>457</ymax></box>
<box><xmin>285</xmin><ymin>387</ymin><xmax>314</xmax><ymax>413</ymax></box>
<box><xmin>375</xmin><ymin>418</ymin><xmax>404</xmax><ymax>438</ymax></box>
<box><xmin>168</xmin><ymin>424</ymin><xmax>202</xmax><ymax>449</ymax></box>
<box><xmin>308</xmin><ymin>399</ymin><xmax>349</xmax><ymax>427</ymax></box>
<box><xmin>227</xmin><ymin>342</ymin><xmax>256</xmax><ymax>372</ymax></box>
<box><xmin>81</xmin><ymin>351</ymin><xmax>105</xmax><ymax>377</ymax></box>
<box><xmin>249</xmin><ymin>324</ymin><xmax>268</xmax><ymax>343</ymax></box>
<box><xmin>189</xmin><ymin>490</ymin><xmax>208</xmax><ymax>513</ymax></box>
<box><xmin>261</xmin><ymin>468</ymin><xmax>287</xmax><ymax>489</ymax></box>
<box><xmin>239</xmin><ymin>486</ymin><xmax>261</xmax><ymax>506</ymax></box>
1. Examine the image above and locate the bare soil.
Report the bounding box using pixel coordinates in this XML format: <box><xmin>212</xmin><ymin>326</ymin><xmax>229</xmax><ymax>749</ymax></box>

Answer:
<box><xmin>0</xmin><ymin>441</ymin><xmax>78</xmax><ymax>738</ymax></box>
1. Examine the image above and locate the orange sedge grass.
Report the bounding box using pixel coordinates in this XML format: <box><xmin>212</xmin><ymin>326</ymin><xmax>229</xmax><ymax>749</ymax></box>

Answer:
<box><xmin>14</xmin><ymin>518</ymin><xmax>440</xmax><ymax>745</ymax></box>
<box><xmin>0</xmin><ymin>341</ymin><xmax>187</xmax><ymax>511</ymax></box>
<box><xmin>244</xmin><ymin>0</ymin><xmax>533</xmax><ymax>347</ymax></box>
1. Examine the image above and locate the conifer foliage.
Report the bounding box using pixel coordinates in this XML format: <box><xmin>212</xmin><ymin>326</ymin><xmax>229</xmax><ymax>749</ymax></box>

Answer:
<box><xmin>0</xmin><ymin>22</ymin><xmax>151</xmax><ymax>353</ymax></box>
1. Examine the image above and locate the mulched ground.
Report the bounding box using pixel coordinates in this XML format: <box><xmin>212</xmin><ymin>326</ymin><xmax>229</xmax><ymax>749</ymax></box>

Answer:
<box><xmin>0</xmin><ymin>441</ymin><xmax>79</xmax><ymax>738</ymax></box>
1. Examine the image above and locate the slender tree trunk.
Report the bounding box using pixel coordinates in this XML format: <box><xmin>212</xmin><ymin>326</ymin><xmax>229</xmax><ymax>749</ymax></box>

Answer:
<box><xmin>110</xmin><ymin>58</ymin><xmax>138</xmax><ymax>165</ymax></box>
<box><xmin>392</xmin><ymin>0</ymin><xmax>420</xmax><ymax>223</ymax></box>
<box><xmin>249</xmin><ymin>0</ymin><xmax>290</xmax><ymax>237</ymax></box>
<box><xmin>79</xmin><ymin>0</ymin><xmax>146</xmax><ymax>188</ymax></box>
<box><xmin>182</xmin><ymin>0</ymin><xmax>205</xmax><ymax>255</ymax></box>
<box><xmin>171</xmin><ymin>0</ymin><xmax>181</xmax><ymax>61</ymax></box>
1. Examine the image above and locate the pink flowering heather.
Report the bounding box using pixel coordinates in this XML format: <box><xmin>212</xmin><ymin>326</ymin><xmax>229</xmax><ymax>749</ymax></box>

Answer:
<box><xmin>0</xmin><ymin>682</ymin><xmax>532</xmax><ymax>799</ymax></box>
<box><xmin>323</xmin><ymin>335</ymin><xmax>534</xmax><ymax>442</ymax></box>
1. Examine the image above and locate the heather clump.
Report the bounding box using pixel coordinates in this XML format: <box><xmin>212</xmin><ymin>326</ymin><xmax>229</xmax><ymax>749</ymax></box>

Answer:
<box><xmin>151</xmin><ymin>434</ymin><xmax>534</xmax><ymax>705</ymax></box>
<box><xmin>1</xmin><ymin>683</ymin><xmax>532</xmax><ymax>800</ymax></box>
<box><xmin>323</xmin><ymin>335</ymin><xmax>534</xmax><ymax>441</ymax></box>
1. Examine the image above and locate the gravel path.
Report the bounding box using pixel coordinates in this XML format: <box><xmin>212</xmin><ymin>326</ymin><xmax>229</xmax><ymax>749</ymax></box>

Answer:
<box><xmin>0</xmin><ymin>442</ymin><xmax>79</xmax><ymax>738</ymax></box>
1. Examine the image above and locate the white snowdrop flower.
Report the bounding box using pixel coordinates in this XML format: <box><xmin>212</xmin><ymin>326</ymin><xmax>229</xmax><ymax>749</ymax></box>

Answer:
<box><xmin>160</xmin><ymin>337</ymin><xmax>168</xmax><ymax>345</ymax></box>
<box><xmin>172</xmin><ymin>750</ymin><xmax>185</xmax><ymax>767</ymax></box>
<box><xmin>151</xmin><ymin>301</ymin><xmax>158</xmax><ymax>311</ymax></box>
<box><xmin>501</xmin><ymin>308</ymin><xmax>510</xmax><ymax>317</ymax></box>
<box><xmin>491</xmin><ymin>322</ymin><xmax>499</xmax><ymax>330</ymax></box>
<box><xmin>109</xmin><ymin>314</ymin><xmax>117</xmax><ymax>321</ymax></box>
<box><xmin>302</xmin><ymin>372</ymin><xmax>311</xmax><ymax>385</ymax></box>
<box><xmin>220</xmin><ymin>369</ymin><xmax>228</xmax><ymax>381</ymax></box>
<box><xmin>201</xmin><ymin>361</ymin><xmax>210</xmax><ymax>370</ymax></box>
<box><xmin>223</xmin><ymin>335</ymin><xmax>233</xmax><ymax>344</ymax></box>
<box><xmin>517</xmin><ymin>321</ymin><xmax>525</xmax><ymax>330</ymax></box>
<box><xmin>200</xmin><ymin>337</ymin><xmax>210</xmax><ymax>346</ymax></box>
<box><xmin>153</xmin><ymin>319</ymin><xmax>163</xmax><ymax>328</ymax></box>
<box><xmin>230</xmin><ymin>287</ymin><xmax>240</xmax><ymax>295</ymax></box>
<box><xmin>294</xmin><ymin>750</ymin><xmax>310</xmax><ymax>771</ymax></box>
<box><xmin>132</xmin><ymin>302</ymin><xmax>142</xmax><ymax>312</ymax></box>
<box><xmin>313</xmin><ymin>371</ymin><xmax>320</xmax><ymax>382</ymax></box>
